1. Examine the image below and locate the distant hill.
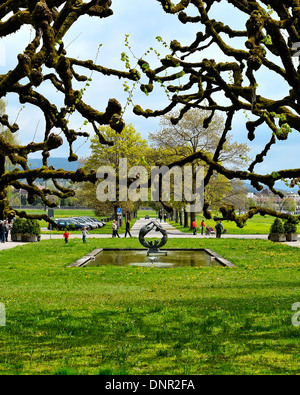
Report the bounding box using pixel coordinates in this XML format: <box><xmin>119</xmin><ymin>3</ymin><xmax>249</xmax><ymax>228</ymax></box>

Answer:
<box><xmin>28</xmin><ymin>157</ymin><xmax>81</xmax><ymax>171</ymax></box>
<box><xmin>244</xmin><ymin>180</ymin><xmax>297</xmax><ymax>193</ymax></box>
<box><xmin>244</xmin><ymin>182</ymin><xmax>258</xmax><ymax>193</ymax></box>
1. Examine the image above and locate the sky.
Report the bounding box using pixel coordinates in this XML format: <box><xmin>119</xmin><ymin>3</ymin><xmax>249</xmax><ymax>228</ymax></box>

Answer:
<box><xmin>0</xmin><ymin>0</ymin><xmax>299</xmax><ymax>190</ymax></box>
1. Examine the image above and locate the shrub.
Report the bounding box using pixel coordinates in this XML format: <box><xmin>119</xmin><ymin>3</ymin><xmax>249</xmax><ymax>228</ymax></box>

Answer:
<box><xmin>23</xmin><ymin>219</ymin><xmax>40</xmax><ymax>236</ymax></box>
<box><xmin>11</xmin><ymin>218</ymin><xmax>24</xmax><ymax>235</ymax></box>
<box><xmin>269</xmin><ymin>218</ymin><xmax>284</xmax><ymax>234</ymax></box>
<box><xmin>284</xmin><ymin>219</ymin><xmax>298</xmax><ymax>234</ymax></box>
<box><xmin>11</xmin><ymin>218</ymin><xmax>40</xmax><ymax>236</ymax></box>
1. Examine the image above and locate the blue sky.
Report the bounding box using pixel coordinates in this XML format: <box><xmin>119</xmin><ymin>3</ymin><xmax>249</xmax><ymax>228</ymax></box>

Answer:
<box><xmin>0</xmin><ymin>0</ymin><xmax>298</xmax><ymax>187</ymax></box>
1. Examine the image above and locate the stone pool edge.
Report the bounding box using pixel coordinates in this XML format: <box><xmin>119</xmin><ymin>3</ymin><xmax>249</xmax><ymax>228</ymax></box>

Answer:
<box><xmin>68</xmin><ymin>248</ymin><xmax>236</xmax><ymax>268</ymax></box>
<box><xmin>68</xmin><ymin>248</ymin><xmax>103</xmax><ymax>267</ymax></box>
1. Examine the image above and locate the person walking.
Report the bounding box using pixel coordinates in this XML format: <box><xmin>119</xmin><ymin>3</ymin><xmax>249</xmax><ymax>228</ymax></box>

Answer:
<box><xmin>112</xmin><ymin>220</ymin><xmax>117</xmax><ymax>237</ymax></box>
<box><xmin>200</xmin><ymin>220</ymin><xmax>205</xmax><ymax>235</ymax></box>
<box><xmin>124</xmin><ymin>219</ymin><xmax>132</xmax><ymax>238</ymax></box>
<box><xmin>215</xmin><ymin>221</ymin><xmax>223</xmax><ymax>238</ymax></box>
<box><xmin>82</xmin><ymin>227</ymin><xmax>89</xmax><ymax>243</ymax></box>
<box><xmin>112</xmin><ymin>220</ymin><xmax>120</xmax><ymax>238</ymax></box>
<box><xmin>4</xmin><ymin>220</ymin><xmax>9</xmax><ymax>242</ymax></box>
<box><xmin>115</xmin><ymin>220</ymin><xmax>120</xmax><ymax>238</ymax></box>
<box><xmin>192</xmin><ymin>220</ymin><xmax>197</xmax><ymax>235</ymax></box>
<box><xmin>63</xmin><ymin>230</ymin><xmax>70</xmax><ymax>243</ymax></box>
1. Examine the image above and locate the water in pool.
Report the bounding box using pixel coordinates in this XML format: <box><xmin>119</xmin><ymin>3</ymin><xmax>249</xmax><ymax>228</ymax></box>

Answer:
<box><xmin>85</xmin><ymin>250</ymin><xmax>221</xmax><ymax>268</ymax></box>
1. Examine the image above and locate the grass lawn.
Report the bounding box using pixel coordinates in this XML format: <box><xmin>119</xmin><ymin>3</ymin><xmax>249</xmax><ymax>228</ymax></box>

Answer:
<box><xmin>0</xmin><ymin>237</ymin><xmax>300</xmax><ymax>375</ymax></box>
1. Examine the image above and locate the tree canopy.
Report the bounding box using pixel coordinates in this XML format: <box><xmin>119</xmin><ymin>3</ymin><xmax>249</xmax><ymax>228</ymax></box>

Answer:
<box><xmin>0</xmin><ymin>0</ymin><xmax>138</xmax><ymax>221</ymax></box>
<box><xmin>149</xmin><ymin>108</ymin><xmax>250</xmax><ymax>215</ymax></box>
<box><xmin>1</xmin><ymin>1</ymin><xmax>300</xmax><ymax>226</ymax></box>
<box><xmin>78</xmin><ymin>124</ymin><xmax>149</xmax><ymax>217</ymax></box>
<box><xmin>129</xmin><ymin>0</ymin><xmax>300</xmax><ymax>226</ymax></box>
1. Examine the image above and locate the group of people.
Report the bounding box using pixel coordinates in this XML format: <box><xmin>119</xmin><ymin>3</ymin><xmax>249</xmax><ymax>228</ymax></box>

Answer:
<box><xmin>62</xmin><ymin>219</ymin><xmax>132</xmax><ymax>242</ymax></box>
<box><xmin>159</xmin><ymin>213</ymin><xmax>167</xmax><ymax>223</ymax></box>
<box><xmin>0</xmin><ymin>220</ymin><xmax>11</xmax><ymax>243</ymax></box>
<box><xmin>62</xmin><ymin>217</ymin><xmax>225</xmax><ymax>242</ymax></box>
<box><xmin>63</xmin><ymin>227</ymin><xmax>89</xmax><ymax>244</ymax></box>
<box><xmin>112</xmin><ymin>219</ymin><xmax>132</xmax><ymax>238</ymax></box>
<box><xmin>192</xmin><ymin>219</ymin><xmax>224</xmax><ymax>238</ymax></box>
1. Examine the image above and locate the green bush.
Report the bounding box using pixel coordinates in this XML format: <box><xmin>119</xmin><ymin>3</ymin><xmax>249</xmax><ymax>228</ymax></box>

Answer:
<box><xmin>284</xmin><ymin>219</ymin><xmax>298</xmax><ymax>234</ymax></box>
<box><xmin>11</xmin><ymin>218</ymin><xmax>40</xmax><ymax>236</ymax></box>
<box><xmin>269</xmin><ymin>218</ymin><xmax>284</xmax><ymax>234</ymax></box>
<box><xmin>11</xmin><ymin>217</ymin><xmax>23</xmax><ymax>235</ymax></box>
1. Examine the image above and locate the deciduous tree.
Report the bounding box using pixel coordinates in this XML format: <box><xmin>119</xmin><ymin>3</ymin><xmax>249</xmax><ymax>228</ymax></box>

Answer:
<box><xmin>149</xmin><ymin>108</ymin><xmax>250</xmax><ymax>224</ymax></box>
<box><xmin>78</xmin><ymin>124</ymin><xmax>150</xmax><ymax>219</ymax></box>
<box><xmin>0</xmin><ymin>1</ymin><xmax>138</xmax><ymax>222</ymax></box>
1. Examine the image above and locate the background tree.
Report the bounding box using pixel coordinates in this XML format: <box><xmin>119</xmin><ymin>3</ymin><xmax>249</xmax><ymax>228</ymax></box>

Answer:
<box><xmin>129</xmin><ymin>0</ymin><xmax>300</xmax><ymax>227</ymax></box>
<box><xmin>78</xmin><ymin>124</ymin><xmax>150</xmax><ymax>220</ymax></box>
<box><xmin>149</xmin><ymin>108</ymin><xmax>250</xmax><ymax>226</ymax></box>
<box><xmin>0</xmin><ymin>1</ymin><xmax>139</xmax><ymax>222</ymax></box>
<box><xmin>282</xmin><ymin>197</ymin><xmax>296</xmax><ymax>214</ymax></box>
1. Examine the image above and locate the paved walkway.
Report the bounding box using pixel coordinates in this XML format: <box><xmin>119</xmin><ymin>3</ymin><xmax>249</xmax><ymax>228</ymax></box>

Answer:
<box><xmin>1</xmin><ymin>218</ymin><xmax>299</xmax><ymax>250</ymax></box>
<box><xmin>0</xmin><ymin>241</ymin><xmax>27</xmax><ymax>250</ymax></box>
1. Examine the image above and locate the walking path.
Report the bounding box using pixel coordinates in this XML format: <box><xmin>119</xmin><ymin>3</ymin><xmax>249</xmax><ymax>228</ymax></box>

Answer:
<box><xmin>131</xmin><ymin>219</ymin><xmax>300</xmax><ymax>247</ymax></box>
<box><xmin>0</xmin><ymin>218</ymin><xmax>299</xmax><ymax>250</ymax></box>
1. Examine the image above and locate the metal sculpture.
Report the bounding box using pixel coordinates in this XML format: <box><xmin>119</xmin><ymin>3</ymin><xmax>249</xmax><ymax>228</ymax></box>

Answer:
<box><xmin>138</xmin><ymin>220</ymin><xmax>168</xmax><ymax>255</ymax></box>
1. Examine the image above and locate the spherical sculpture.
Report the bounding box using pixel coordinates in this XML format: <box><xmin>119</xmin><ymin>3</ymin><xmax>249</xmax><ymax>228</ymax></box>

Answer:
<box><xmin>138</xmin><ymin>220</ymin><xmax>168</xmax><ymax>255</ymax></box>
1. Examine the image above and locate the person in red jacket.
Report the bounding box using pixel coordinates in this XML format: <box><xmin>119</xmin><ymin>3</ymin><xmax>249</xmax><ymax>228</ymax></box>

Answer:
<box><xmin>201</xmin><ymin>220</ymin><xmax>205</xmax><ymax>235</ymax></box>
<box><xmin>63</xmin><ymin>230</ymin><xmax>70</xmax><ymax>243</ymax></box>
<box><xmin>192</xmin><ymin>220</ymin><xmax>197</xmax><ymax>235</ymax></box>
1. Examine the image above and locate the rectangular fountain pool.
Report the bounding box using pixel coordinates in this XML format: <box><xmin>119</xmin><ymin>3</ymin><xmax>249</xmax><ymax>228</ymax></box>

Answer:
<box><xmin>84</xmin><ymin>249</ymin><xmax>222</xmax><ymax>268</ymax></box>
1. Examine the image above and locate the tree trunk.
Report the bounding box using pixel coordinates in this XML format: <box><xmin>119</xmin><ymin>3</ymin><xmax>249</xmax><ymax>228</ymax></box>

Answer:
<box><xmin>189</xmin><ymin>162</ymin><xmax>196</xmax><ymax>229</ymax></box>
<box><xmin>190</xmin><ymin>211</ymin><xmax>196</xmax><ymax>229</ymax></box>
<box><xmin>0</xmin><ymin>155</ymin><xmax>7</xmax><ymax>220</ymax></box>
<box><xmin>184</xmin><ymin>210</ymin><xmax>189</xmax><ymax>227</ymax></box>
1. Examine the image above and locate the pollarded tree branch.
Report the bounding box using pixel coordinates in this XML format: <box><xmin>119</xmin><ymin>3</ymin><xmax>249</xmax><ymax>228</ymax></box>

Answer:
<box><xmin>0</xmin><ymin>0</ymin><xmax>141</xmax><ymax>220</ymax></box>
<box><xmin>129</xmin><ymin>0</ymin><xmax>300</xmax><ymax>223</ymax></box>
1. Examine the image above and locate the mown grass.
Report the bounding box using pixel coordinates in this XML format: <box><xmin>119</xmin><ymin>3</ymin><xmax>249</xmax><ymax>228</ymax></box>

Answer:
<box><xmin>0</xmin><ymin>237</ymin><xmax>300</xmax><ymax>375</ymax></box>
